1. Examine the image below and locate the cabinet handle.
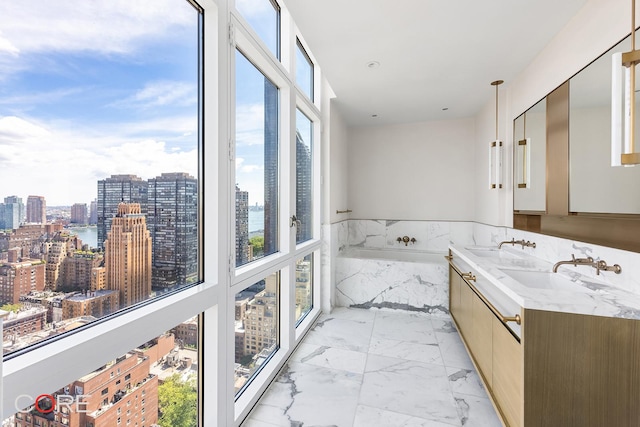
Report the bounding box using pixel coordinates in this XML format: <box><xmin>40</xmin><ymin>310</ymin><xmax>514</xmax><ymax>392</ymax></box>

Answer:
<box><xmin>461</xmin><ymin>272</ymin><xmax>476</xmax><ymax>282</ymax></box>
<box><xmin>446</xmin><ymin>256</ymin><xmax>522</xmax><ymax>326</ymax></box>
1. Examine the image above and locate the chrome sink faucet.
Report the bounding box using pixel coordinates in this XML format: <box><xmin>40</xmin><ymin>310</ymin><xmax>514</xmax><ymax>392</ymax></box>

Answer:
<box><xmin>552</xmin><ymin>254</ymin><xmax>622</xmax><ymax>275</ymax></box>
<box><xmin>498</xmin><ymin>238</ymin><xmax>536</xmax><ymax>249</ymax></box>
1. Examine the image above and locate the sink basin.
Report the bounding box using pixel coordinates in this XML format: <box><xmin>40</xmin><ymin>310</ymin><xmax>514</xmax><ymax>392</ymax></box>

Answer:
<box><xmin>500</xmin><ymin>269</ymin><xmax>594</xmax><ymax>293</ymax></box>
<box><xmin>466</xmin><ymin>247</ymin><xmax>521</xmax><ymax>259</ymax></box>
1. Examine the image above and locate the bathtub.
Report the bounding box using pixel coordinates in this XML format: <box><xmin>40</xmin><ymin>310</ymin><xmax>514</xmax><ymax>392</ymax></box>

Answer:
<box><xmin>335</xmin><ymin>248</ymin><xmax>449</xmax><ymax>315</ymax></box>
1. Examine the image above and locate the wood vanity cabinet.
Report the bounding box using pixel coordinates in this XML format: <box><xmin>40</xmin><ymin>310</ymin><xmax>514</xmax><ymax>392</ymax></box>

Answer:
<box><xmin>449</xmin><ymin>263</ymin><xmax>520</xmax><ymax>425</ymax></box>
<box><xmin>448</xmin><ymin>257</ymin><xmax>640</xmax><ymax>427</ymax></box>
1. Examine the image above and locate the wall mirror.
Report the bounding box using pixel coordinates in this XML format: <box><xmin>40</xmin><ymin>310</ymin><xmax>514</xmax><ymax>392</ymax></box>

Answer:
<box><xmin>513</xmin><ymin>98</ymin><xmax>546</xmax><ymax>212</ymax></box>
<box><xmin>569</xmin><ymin>33</ymin><xmax>640</xmax><ymax>214</ymax></box>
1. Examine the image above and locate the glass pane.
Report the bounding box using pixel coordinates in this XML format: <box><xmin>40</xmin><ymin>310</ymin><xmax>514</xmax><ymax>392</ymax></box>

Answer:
<box><xmin>234</xmin><ymin>272</ymin><xmax>280</xmax><ymax>395</ymax></box>
<box><xmin>295</xmin><ymin>253</ymin><xmax>313</xmax><ymax>324</ymax></box>
<box><xmin>295</xmin><ymin>109</ymin><xmax>313</xmax><ymax>244</ymax></box>
<box><xmin>4</xmin><ymin>316</ymin><xmax>199</xmax><ymax>427</ymax></box>
<box><xmin>0</xmin><ymin>1</ymin><xmax>202</xmax><ymax>355</ymax></box>
<box><xmin>235</xmin><ymin>0</ymin><xmax>280</xmax><ymax>60</ymax></box>
<box><xmin>296</xmin><ymin>39</ymin><xmax>314</xmax><ymax>101</ymax></box>
<box><xmin>235</xmin><ymin>50</ymin><xmax>279</xmax><ymax>267</ymax></box>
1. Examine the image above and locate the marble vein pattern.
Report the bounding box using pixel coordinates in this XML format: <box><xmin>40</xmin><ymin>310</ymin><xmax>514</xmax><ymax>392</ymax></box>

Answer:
<box><xmin>241</xmin><ymin>308</ymin><xmax>501</xmax><ymax>427</ymax></box>
<box><xmin>335</xmin><ymin>253</ymin><xmax>449</xmax><ymax>315</ymax></box>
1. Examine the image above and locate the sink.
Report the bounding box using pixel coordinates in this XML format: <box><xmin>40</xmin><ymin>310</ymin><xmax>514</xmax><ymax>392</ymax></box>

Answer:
<box><xmin>500</xmin><ymin>269</ymin><xmax>594</xmax><ymax>294</ymax></box>
<box><xmin>465</xmin><ymin>247</ymin><xmax>521</xmax><ymax>259</ymax></box>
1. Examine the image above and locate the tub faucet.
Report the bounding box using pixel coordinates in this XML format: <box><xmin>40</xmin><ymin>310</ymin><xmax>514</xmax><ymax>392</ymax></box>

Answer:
<box><xmin>397</xmin><ymin>236</ymin><xmax>416</xmax><ymax>246</ymax></box>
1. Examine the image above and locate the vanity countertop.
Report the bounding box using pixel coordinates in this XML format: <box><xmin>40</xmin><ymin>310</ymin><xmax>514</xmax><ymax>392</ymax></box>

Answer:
<box><xmin>449</xmin><ymin>244</ymin><xmax>640</xmax><ymax>321</ymax></box>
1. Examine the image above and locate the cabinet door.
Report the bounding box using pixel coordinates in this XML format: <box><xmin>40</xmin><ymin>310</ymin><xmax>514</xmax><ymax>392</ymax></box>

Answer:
<box><xmin>492</xmin><ymin>317</ymin><xmax>523</xmax><ymax>427</ymax></box>
<box><xmin>458</xmin><ymin>278</ymin><xmax>473</xmax><ymax>343</ymax></box>
<box><xmin>471</xmin><ymin>294</ymin><xmax>493</xmax><ymax>388</ymax></box>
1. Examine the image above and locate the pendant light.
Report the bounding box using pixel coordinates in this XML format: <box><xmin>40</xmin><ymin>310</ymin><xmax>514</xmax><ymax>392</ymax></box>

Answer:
<box><xmin>490</xmin><ymin>80</ymin><xmax>504</xmax><ymax>188</ymax></box>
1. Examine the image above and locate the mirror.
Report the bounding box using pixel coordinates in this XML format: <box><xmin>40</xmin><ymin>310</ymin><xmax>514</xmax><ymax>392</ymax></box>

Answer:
<box><xmin>513</xmin><ymin>98</ymin><xmax>546</xmax><ymax>212</ymax></box>
<box><xmin>569</xmin><ymin>34</ymin><xmax>640</xmax><ymax>214</ymax></box>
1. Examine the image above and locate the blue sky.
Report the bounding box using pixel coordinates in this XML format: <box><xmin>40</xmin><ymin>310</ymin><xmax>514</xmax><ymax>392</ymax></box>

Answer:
<box><xmin>0</xmin><ymin>0</ymin><xmax>200</xmax><ymax>206</ymax></box>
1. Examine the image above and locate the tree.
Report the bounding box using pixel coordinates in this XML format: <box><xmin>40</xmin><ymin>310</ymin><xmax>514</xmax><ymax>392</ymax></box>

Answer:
<box><xmin>249</xmin><ymin>236</ymin><xmax>264</xmax><ymax>257</ymax></box>
<box><xmin>0</xmin><ymin>303</ymin><xmax>21</xmax><ymax>312</ymax></box>
<box><xmin>158</xmin><ymin>374</ymin><xmax>197</xmax><ymax>427</ymax></box>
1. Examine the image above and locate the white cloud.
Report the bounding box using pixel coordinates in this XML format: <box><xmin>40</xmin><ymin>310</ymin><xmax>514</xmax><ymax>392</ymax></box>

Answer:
<box><xmin>0</xmin><ymin>114</ymin><xmax>198</xmax><ymax>205</ymax></box>
<box><xmin>112</xmin><ymin>80</ymin><xmax>197</xmax><ymax>110</ymax></box>
<box><xmin>0</xmin><ymin>1</ymin><xmax>196</xmax><ymax>57</ymax></box>
<box><xmin>236</xmin><ymin>103</ymin><xmax>265</xmax><ymax>146</ymax></box>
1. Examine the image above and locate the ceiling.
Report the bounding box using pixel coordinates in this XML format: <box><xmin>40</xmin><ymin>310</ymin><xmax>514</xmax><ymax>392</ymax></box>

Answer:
<box><xmin>282</xmin><ymin>0</ymin><xmax>589</xmax><ymax>127</ymax></box>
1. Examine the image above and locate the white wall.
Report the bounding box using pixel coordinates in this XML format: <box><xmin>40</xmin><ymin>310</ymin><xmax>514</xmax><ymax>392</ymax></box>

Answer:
<box><xmin>347</xmin><ymin>118</ymin><xmax>476</xmax><ymax>220</ymax></box>
<box><xmin>327</xmin><ymin>103</ymin><xmax>350</xmax><ymax>224</ymax></box>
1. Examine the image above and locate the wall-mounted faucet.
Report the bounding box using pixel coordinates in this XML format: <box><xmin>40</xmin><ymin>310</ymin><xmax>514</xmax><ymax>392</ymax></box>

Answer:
<box><xmin>498</xmin><ymin>238</ymin><xmax>536</xmax><ymax>249</ymax></box>
<box><xmin>552</xmin><ymin>254</ymin><xmax>622</xmax><ymax>275</ymax></box>
<box><xmin>397</xmin><ymin>236</ymin><xmax>416</xmax><ymax>246</ymax></box>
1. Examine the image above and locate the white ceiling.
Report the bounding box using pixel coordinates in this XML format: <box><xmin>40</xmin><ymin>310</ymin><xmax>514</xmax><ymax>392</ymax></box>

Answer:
<box><xmin>282</xmin><ymin>0</ymin><xmax>589</xmax><ymax>127</ymax></box>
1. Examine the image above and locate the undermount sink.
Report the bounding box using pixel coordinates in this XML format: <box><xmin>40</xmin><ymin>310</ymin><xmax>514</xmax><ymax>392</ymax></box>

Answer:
<box><xmin>465</xmin><ymin>247</ymin><xmax>521</xmax><ymax>259</ymax></box>
<box><xmin>500</xmin><ymin>269</ymin><xmax>595</xmax><ymax>294</ymax></box>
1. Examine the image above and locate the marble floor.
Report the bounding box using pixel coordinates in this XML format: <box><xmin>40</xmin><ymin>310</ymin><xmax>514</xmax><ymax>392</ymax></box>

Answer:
<box><xmin>241</xmin><ymin>307</ymin><xmax>502</xmax><ymax>427</ymax></box>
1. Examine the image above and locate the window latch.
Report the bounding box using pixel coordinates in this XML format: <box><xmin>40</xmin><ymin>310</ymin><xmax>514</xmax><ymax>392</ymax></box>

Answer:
<box><xmin>290</xmin><ymin>215</ymin><xmax>301</xmax><ymax>228</ymax></box>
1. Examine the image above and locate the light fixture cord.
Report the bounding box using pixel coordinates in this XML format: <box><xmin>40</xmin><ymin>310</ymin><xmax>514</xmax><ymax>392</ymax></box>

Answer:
<box><xmin>632</xmin><ymin>0</ymin><xmax>636</xmax><ymax>153</ymax></box>
<box><xmin>495</xmin><ymin>83</ymin><xmax>499</xmax><ymax>141</ymax></box>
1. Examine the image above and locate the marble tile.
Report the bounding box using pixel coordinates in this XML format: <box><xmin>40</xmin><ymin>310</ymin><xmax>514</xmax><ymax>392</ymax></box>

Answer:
<box><xmin>349</xmin><ymin>219</ymin><xmax>386</xmax><ymax>248</ymax></box>
<box><xmin>385</xmin><ymin>220</ymin><xmax>431</xmax><ymax>250</ymax></box>
<box><xmin>303</xmin><ymin>315</ymin><xmax>373</xmax><ymax>352</ymax></box>
<box><xmin>353</xmin><ymin>405</ymin><xmax>460</xmax><ymax>427</ymax></box>
<box><xmin>432</xmin><ymin>320</ymin><xmax>474</xmax><ymax>370</ymax></box>
<box><xmin>240</xmin><ymin>418</ymin><xmax>284</xmax><ymax>427</ymax></box>
<box><xmin>369</xmin><ymin>337</ymin><xmax>443</xmax><ymax>365</ymax></box>
<box><xmin>453</xmin><ymin>393</ymin><xmax>502</xmax><ymax>427</ymax></box>
<box><xmin>449</xmin><ymin>222</ymin><xmax>475</xmax><ymax>246</ymax></box>
<box><xmin>290</xmin><ymin>342</ymin><xmax>368</xmax><ymax>374</ymax></box>
<box><xmin>320</xmin><ymin>306</ymin><xmax>377</xmax><ymax>322</ymax></box>
<box><xmin>360</xmin><ymin>354</ymin><xmax>460</xmax><ymax>424</ymax></box>
<box><xmin>426</xmin><ymin>222</ymin><xmax>452</xmax><ymax>252</ymax></box>
<box><xmin>372</xmin><ymin>311</ymin><xmax>437</xmax><ymax>344</ymax></box>
<box><xmin>446</xmin><ymin>366</ymin><xmax>487</xmax><ymax>398</ymax></box>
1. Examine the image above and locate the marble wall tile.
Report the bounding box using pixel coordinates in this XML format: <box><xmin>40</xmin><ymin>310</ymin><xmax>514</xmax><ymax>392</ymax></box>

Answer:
<box><xmin>335</xmin><ymin>256</ymin><xmax>449</xmax><ymax>315</ymax></box>
<box><xmin>349</xmin><ymin>219</ymin><xmax>387</xmax><ymax>247</ymax></box>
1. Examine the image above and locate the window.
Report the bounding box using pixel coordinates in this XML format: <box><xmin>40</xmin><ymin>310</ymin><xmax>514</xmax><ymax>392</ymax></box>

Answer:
<box><xmin>0</xmin><ymin>0</ymin><xmax>202</xmax><ymax>356</ymax></box>
<box><xmin>295</xmin><ymin>109</ymin><xmax>313</xmax><ymax>243</ymax></box>
<box><xmin>235</xmin><ymin>49</ymin><xmax>280</xmax><ymax>267</ymax></box>
<box><xmin>295</xmin><ymin>253</ymin><xmax>313</xmax><ymax>323</ymax></box>
<box><xmin>235</xmin><ymin>0</ymin><xmax>281</xmax><ymax>59</ymax></box>
<box><xmin>234</xmin><ymin>272</ymin><xmax>280</xmax><ymax>395</ymax></box>
<box><xmin>4</xmin><ymin>318</ymin><xmax>198</xmax><ymax>426</ymax></box>
<box><xmin>296</xmin><ymin>39</ymin><xmax>314</xmax><ymax>101</ymax></box>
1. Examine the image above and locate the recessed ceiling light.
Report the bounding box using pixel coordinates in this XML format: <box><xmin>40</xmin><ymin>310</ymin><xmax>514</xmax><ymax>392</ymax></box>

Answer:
<box><xmin>371</xmin><ymin>114</ymin><xmax>378</xmax><ymax>118</ymax></box>
<box><xmin>366</xmin><ymin>61</ymin><xmax>380</xmax><ymax>69</ymax></box>
<box><xmin>442</xmin><ymin>107</ymin><xmax>449</xmax><ymax>111</ymax></box>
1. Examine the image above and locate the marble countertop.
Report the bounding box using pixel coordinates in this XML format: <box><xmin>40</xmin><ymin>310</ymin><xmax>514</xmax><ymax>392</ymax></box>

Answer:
<box><xmin>449</xmin><ymin>244</ymin><xmax>640</xmax><ymax>323</ymax></box>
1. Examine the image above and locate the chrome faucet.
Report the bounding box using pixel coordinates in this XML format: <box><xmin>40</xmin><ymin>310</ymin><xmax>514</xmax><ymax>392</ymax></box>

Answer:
<box><xmin>552</xmin><ymin>254</ymin><xmax>622</xmax><ymax>275</ymax></box>
<box><xmin>498</xmin><ymin>238</ymin><xmax>536</xmax><ymax>249</ymax></box>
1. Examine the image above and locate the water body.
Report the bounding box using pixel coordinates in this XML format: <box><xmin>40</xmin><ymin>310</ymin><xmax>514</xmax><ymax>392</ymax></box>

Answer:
<box><xmin>68</xmin><ymin>226</ymin><xmax>98</xmax><ymax>248</ymax></box>
<box><xmin>249</xmin><ymin>209</ymin><xmax>264</xmax><ymax>233</ymax></box>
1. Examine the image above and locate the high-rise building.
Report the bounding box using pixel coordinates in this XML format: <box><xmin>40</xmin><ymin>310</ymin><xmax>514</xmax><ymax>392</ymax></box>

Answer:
<box><xmin>89</xmin><ymin>199</ymin><xmax>97</xmax><ymax>225</ymax></box>
<box><xmin>61</xmin><ymin>290</ymin><xmax>119</xmax><ymax>320</ymax></box>
<box><xmin>263</xmin><ymin>80</ymin><xmax>279</xmax><ymax>256</ymax></box>
<box><xmin>147</xmin><ymin>172</ymin><xmax>198</xmax><ymax>289</ymax></box>
<box><xmin>0</xmin><ymin>259</ymin><xmax>46</xmax><ymax>304</ymax></box>
<box><xmin>242</xmin><ymin>275</ymin><xmax>277</xmax><ymax>357</ymax></box>
<box><xmin>60</xmin><ymin>251</ymin><xmax>103</xmax><ymax>291</ymax></box>
<box><xmin>295</xmin><ymin>130</ymin><xmax>313</xmax><ymax>241</ymax></box>
<box><xmin>235</xmin><ymin>185</ymin><xmax>249</xmax><ymax>266</ymax></box>
<box><xmin>0</xmin><ymin>196</ymin><xmax>24</xmax><ymax>230</ymax></box>
<box><xmin>70</xmin><ymin>203</ymin><xmax>88</xmax><ymax>224</ymax></box>
<box><xmin>104</xmin><ymin>203</ymin><xmax>152</xmax><ymax>307</ymax></box>
<box><xmin>13</xmin><ymin>352</ymin><xmax>158</xmax><ymax>427</ymax></box>
<box><xmin>26</xmin><ymin>195</ymin><xmax>46</xmax><ymax>224</ymax></box>
<box><xmin>97</xmin><ymin>175</ymin><xmax>148</xmax><ymax>249</ymax></box>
